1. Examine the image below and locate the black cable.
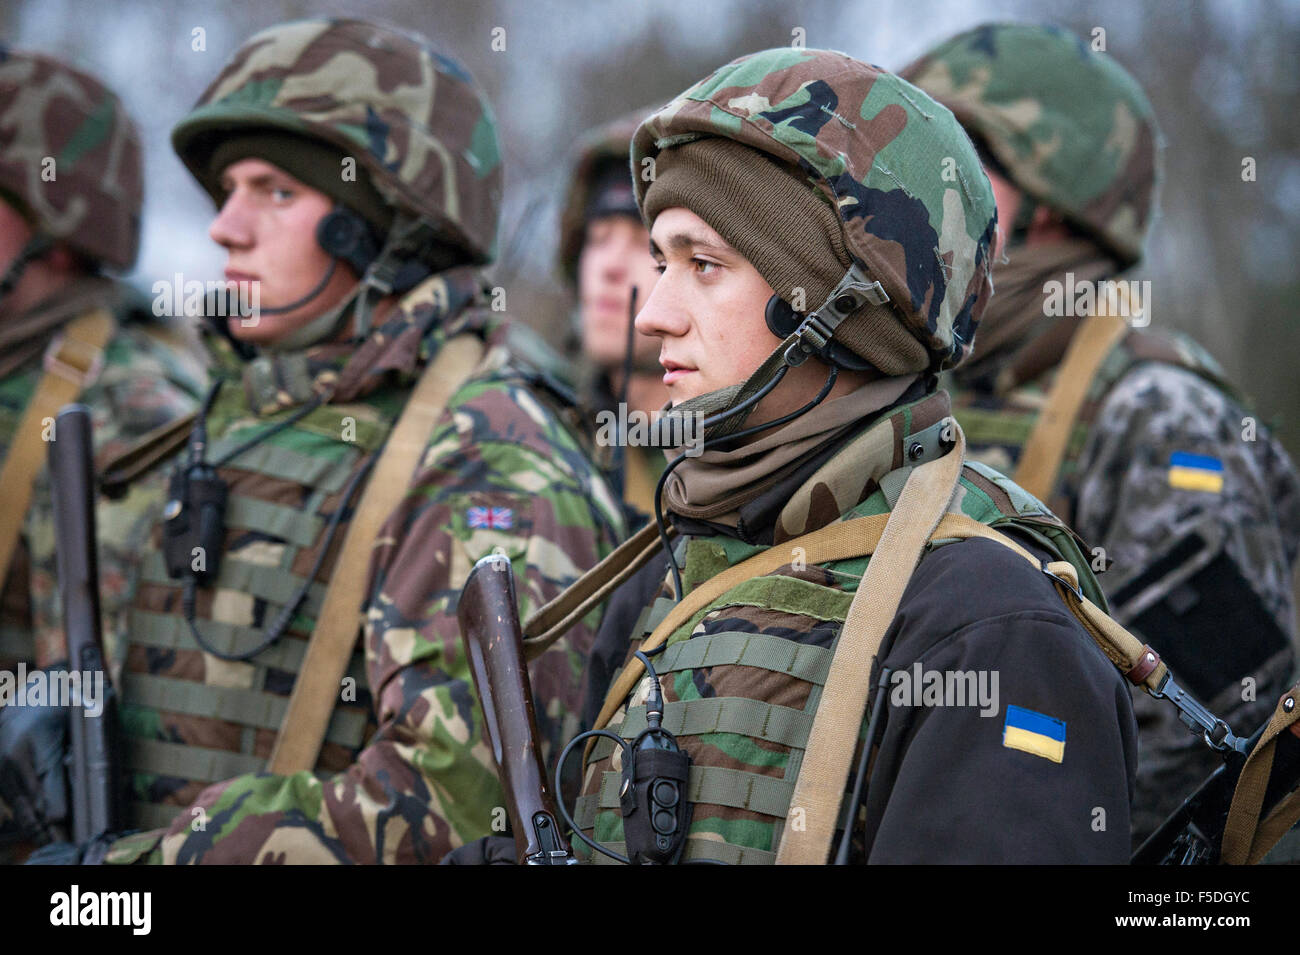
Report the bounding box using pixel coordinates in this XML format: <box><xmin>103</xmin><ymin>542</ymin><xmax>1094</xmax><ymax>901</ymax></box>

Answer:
<box><xmin>212</xmin><ymin>395</ymin><xmax>325</xmax><ymax>468</ymax></box>
<box><xmin>553</xmin><ymin>729</ymin><xmax>633</xmax><ymax>865</ymax></box>
<box><xmin>253</xmin><ymin>258</ymin><xmax>339</xmax><ymax>315</ymax></box>
<box><xmin>651</xmin><ymin>364</ymin><xmax>788</xmax><ymax>601</ymax></box>
<box><xmin>184</xmin><ymin>444</ymin><xmax>378</xmax><ymax>662</ymax></box>
<box><xmin>653</xmin><ymin>364</ymin><xmax>838</xmax><ymax>602</ymax></box>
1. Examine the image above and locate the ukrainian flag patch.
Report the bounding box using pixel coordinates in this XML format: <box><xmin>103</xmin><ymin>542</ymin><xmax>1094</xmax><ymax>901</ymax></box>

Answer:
<box><xmin>1167</xmin><ymin>451</ymin><xmax>1224</xmax><ymax>493</ymax></box>
<box><xmin>1003</xmin><ymin>705</ymin><xmax>1066</xmax><ymax>763</ymax></box>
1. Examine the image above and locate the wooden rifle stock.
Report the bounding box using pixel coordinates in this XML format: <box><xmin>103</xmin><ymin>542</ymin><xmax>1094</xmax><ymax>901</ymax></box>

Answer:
<box><xmin>458</xmin><ymin>554</ymin><xmax>574</xmax><ymax>864</ymax></box>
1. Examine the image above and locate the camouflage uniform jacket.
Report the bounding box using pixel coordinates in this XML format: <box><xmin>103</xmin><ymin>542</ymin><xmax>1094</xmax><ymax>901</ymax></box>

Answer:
<box><xmin>0</xmin><ymin>276</ymin><xmax>206</xmax><ymax>673</ymax></box>
<box><xmin>950</xmin><ymin>323</ymin><xmax>1300</xmax><ymax>846</ymax></box>
<box><xmin>577</xmin><ymin>389</ymin><xmax>1138</xmax><ymax>863</ymax></box>
<box><xmin>106</xmin><ymin>268</ymin><xmax>625</xmax><ymax>864</ymax></box>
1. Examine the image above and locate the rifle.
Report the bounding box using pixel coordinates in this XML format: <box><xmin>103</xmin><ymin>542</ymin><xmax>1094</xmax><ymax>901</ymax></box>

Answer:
<box><xmin>49</xmin><ymin>403</ymin><xmax>125</xmax><ymax>844</ymax></box>
<box><xmin>457</xmin><ymin>554</ymin><xmax>575</xmax><ymax>864</ymax></box>
<box><xmin>1133</xmin><ymin>692</ymin><xmax>1300</xmax><ymax>864</ymax></box>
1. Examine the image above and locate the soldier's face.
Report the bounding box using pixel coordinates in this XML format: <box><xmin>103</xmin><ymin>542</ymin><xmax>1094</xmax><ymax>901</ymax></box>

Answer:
<box><xmin>209</xmin><ymin>158</ymin><xmax>360</xmax><ymax>344</ymax></box>
<box><xmin>0</xmin><ymin>197</ymin><xmax>80</xmax><ymax>318</ymax></box>
<box><xmin>639</xmin><ymin>207</ymin><xmax>864</xmax><ymax>427</ymax></box>
<box><xmin>577</xmin><ymin>215</ymin><xmax>661</xmax><ymax>369</ymax></box>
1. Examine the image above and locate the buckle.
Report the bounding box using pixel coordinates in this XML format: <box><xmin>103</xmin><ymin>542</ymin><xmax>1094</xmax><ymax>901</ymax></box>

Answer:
<box><xmin>43</xmin><ymin>331</ymin><xmax>105</xmax><ymax>387</ymax></box>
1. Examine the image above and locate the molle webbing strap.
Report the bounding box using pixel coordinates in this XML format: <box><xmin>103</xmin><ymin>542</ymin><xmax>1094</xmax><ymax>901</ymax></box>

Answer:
<box><xmin>0</xmin><ymin>309</ymin><xmax>115</xmax><ymax>588</ymax></box>
<box><xmin>267</xmin><ymin>333</ymin><xmax>486</xmax><ymax>774</ymax></box>
<box><xmin>1221</xmin><ymin>687</ymin><xmax>1300</xmax><ymax>865</ymax></box>
<box><xmin>1013</xmin><ymin>290</ymin><xmax>1133</xmax><ymax>501</ymax></box>
<box><xmin>776</xmin><ymin>421</ymin><xmax>966</xmax><ymax>864</ymax></box>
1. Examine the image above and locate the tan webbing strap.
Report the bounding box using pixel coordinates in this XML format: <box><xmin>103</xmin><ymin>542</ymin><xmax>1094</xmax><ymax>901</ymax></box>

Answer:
<box><xmin>1014</xmin><ymin>290</ymin><xmax>1132</xmax><ymax>501</ymax></box>
<box><xmin>590</xmin><ymin>504</ymin><xmax>1168</xmax><ymax>743</ymax></box>
<box><xmin>1220</xmin><ymin>687</ymin><xmax>1300</xmax><ymax>865</ymax></box>
<box><xmin>590</xmin><ymin>514</ymin><xmax>884</xmax><ymax>739</ymax></box>
<box><xmin>776</xmin><ymin>425</ymin><xmax>967</xmax><ymax>864</ymax></box>
<box><xmin>521</xmin><ymin>518</ymin><xmax>670</xmax><ymax>660</ymax></box>
<box><xmin>0</xmin><ymin>308</ymin><xmax>116</xmax><ymax>588</ymax></box>
<box><xmin>267</xmin><ymin>333</ymin><xmax>486</xmax><ymax>774</ymax></box>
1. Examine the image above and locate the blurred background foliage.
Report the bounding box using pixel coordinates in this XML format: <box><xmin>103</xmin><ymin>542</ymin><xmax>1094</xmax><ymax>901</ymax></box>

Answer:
<box><xmin>4</xmin><ymin>0</ymin><xmax>1298</xmax><ymax>453</ymax></box>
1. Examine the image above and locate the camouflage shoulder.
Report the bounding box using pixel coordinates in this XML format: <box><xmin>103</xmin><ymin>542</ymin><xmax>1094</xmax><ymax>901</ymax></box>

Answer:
<box><xmin>104</xmin><ymin>828</ymin><xmax>166</xmax><ymax>865</ymax></box>
<box><xmin>436</xmin><ymin>350</ymin><xmax>626</xmax><ymax>540</ymax></box>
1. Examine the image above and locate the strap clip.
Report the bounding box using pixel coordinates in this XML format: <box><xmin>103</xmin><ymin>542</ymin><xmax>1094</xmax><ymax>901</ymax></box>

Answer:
<box><xmin>1151</xmin><ymin>671</ymin><xmax>1249</xmax><ymax>754</ymax></box>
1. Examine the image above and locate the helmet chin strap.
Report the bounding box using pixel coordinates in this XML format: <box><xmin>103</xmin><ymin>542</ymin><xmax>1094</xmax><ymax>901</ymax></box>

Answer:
<box><xmin>242</xmin><ymin>212</ymin><xmax>442</xmax><ymax>355</ymax></box>
<box><xmin>259</xmin><ymin>269</ymin><xmax>359</xmax><ymax>354</ymax></box>
<box><xmin>0</xmin><ymin>233</ymin><xmax>54</xmax><ymax>313</ymax></box>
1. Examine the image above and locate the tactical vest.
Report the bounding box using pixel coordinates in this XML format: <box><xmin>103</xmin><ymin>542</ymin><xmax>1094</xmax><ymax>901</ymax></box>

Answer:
<box><xmin>573</xmin><ymin>410</ymin><xmax>1104</xmax><ymax>864</ymax></box>
<box><xmin>952</xmin><ymin>328</ymin><xmax>1234</xmax><ymax>521</ymax></box>
<box><xmin>0</xmin><ymin>288</ymin><xmax>204</xmax><ymax>671</ymax></box>
<box><xmin>121</xmin><ymin>374</ymin><xmax>391</xmax><ymax>830</ymax></box>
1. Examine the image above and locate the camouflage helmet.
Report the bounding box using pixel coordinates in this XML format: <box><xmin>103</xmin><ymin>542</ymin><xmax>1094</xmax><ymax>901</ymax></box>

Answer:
<box><xmin>632</xmin><ymin>48</ymin><xmax>997</xmax><ymax>372</ymax></box>
<box><xmin>171</xmin><ymin>18</ymin><xmax>502</xmax><ymax>264</ymax></box>
<box><xmin>900</xmin><ymin>22</ymin><xmax>1160</xmax><ymax>266</ymax></box>
<box><xmin>0</xmin><ymin>46</ymin><xmax>143</xmax><ymax>270</ymax></box>
<box><xmin>557</xmin><ymin>106</ymin><xmax>654</xmax><ymax>285</ymax></box>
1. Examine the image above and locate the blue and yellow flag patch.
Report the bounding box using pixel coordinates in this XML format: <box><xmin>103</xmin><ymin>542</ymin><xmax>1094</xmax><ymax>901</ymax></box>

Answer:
<box><xmin>1167</xmin><ymin>451</ymin><xmax>1224</xmax><ymax>493</ymax></box>
<box><xmin>1003</xmin><ymin>705</ymin><xmax>1066</xmax><ymax>763</ymax></box>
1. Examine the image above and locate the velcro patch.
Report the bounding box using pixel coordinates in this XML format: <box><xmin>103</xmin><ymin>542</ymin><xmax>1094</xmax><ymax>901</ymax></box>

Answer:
<box><xmin>1003</xmin><ymin>705</ymin><xmax>1065</xmax><ymax>763</ymax></box>
<box><xmin>467</xmin><ymin>506</ymin><xmax>513</xmax><ymax>529</ymax></box>
<box><xmin>1168</xmin><ymin>451</ymin><xmax>1223</xmax><ymax>493</ymax></box>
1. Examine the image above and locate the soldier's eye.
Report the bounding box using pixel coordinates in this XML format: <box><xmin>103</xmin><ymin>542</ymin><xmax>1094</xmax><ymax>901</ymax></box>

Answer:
<box><xmin>271</xmin><ymin>187</ymin><xmax>295</xmax><ymax>203</ymax></box>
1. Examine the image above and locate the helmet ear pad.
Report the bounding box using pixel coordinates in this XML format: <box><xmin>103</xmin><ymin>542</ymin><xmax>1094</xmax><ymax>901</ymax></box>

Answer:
<box><xmin>763</xmin><ymin>294</ymin><xmax>875</xmax><ymax>373</ymax></box>
<box><xmin>316</xmin><ymin>207</ymin><xmax>380</xmax><ymax>277</ymax></box>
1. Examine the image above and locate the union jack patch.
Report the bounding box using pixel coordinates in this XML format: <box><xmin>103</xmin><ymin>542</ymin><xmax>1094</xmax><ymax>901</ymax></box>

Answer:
<box><xmin>467</xmin><ymin>506</ymin><xmax>513</xmax><ymax>529</ymax></box>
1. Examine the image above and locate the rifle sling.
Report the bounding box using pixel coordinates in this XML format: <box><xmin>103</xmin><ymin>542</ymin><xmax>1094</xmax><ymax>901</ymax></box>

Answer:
<box><xmin>97</xmin><ymin>411</ymin><xmax>197</xmax><ymax>498</ymax></box>
<box><xmin>267</xmin><ymin>333</ymin><xmax>486</xmax><ymax>774</ymax></box>
<box><xmin>521</xmin><ymin>518</ymin><xmax>670</xmax><ymax>659</ymax></box>
<box><xmin>0</xmin><ymin>308</ymin><xmax>116</xmax><ymax>589</ymax></box>
<box><xmin>1221</xmin><ymin>688</ymin><xmax>1300</xmax><ymax>864</ymax></box>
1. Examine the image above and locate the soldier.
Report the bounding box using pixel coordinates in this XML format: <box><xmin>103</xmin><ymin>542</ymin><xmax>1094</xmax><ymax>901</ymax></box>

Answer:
<box><xmin>556</xmin><ymin>48</ymin><xmax>1140</xmax><ymax>864</ymax></box>
<box><xmin>7</xmin><ymin>18</ymin><xmax>624</xmax><ymax>864</ymax></box>
<box><xmin>900</xmin><ymin>23</ymin><xmax>1300</xmax><ymax>849</ymax></box>
<box><xmin>556</xmin><ymin>109</ymin><xmax>668</xmax><ymax>521</ymax></box>
<box><xmin>0</xmin><ymin>49</ymin><xmax>205</xmax><ymax>858</ymax></box>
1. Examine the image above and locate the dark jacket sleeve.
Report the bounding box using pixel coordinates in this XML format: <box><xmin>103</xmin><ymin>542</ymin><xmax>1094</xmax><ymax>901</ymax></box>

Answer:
<box><xmin>863</xmin><ymin>537</ymin><xmax>1138</xmax><ymax>863</ymax></box>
